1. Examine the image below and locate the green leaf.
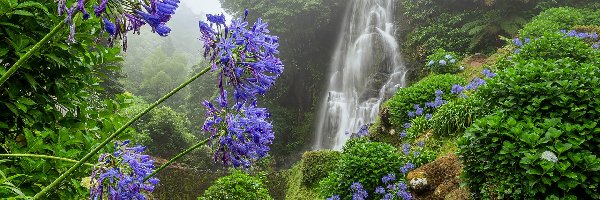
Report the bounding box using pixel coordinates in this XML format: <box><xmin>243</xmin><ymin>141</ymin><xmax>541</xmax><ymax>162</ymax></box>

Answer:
<box><xmin>10</xmin><ymin>10</ymin><xmax>33</xmax><ymax>16</ymax></box>
<box><xmin>554</xmin><ymin>142</ymin><xmax>572</xmax><ymax>154</ymax></box>
<box><xmin>545</xmin><ymin>127</ymin><xmax>562</xmax><ymax>139</ymax></box>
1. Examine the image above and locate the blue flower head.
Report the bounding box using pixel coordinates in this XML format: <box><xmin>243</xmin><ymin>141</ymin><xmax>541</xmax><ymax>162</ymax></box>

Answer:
<box><xmin>438</xmin><ymin>59</ymin><xmax>447</xmax><ymax>66</ymax></box>
<box><xmin>90</xmin><ymin>140</ymin><xmax>159</xmax><ymax>199</ymax></box>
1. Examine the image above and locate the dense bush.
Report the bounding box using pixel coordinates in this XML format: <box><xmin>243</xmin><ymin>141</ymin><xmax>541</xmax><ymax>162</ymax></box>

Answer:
<box><xmin>520</xmin><ymin>7</ymin><xmax>600</xmax><ymax>38</ymax></box>
<box><xmin>383</xmin><ymin>74</ymin><xmax>467</xmax><ymax>129</ymax></box>
<box><xmin>459</xmin><ymin>56</ymin><xmax>600</xmax><ymax>198</ymax></box>
<box><xmin>515</xmin><ymin>33</ymin><xmax>600</xmax><ymax>63</ymax></box>
<box><xmin>430</xmin><ymin>95</ymin><xmax>486</xmax><ymax>137</ymax></box>
<box><xmin>300</xmin><ymin>150</ymin><xmax>341</xmax><ymax>187</ymax></box>
<box><xmin>199</xmin><ymin>170</ymin><xmax>273</xmax><ymax>200</ymax></box>
<box><xmin>286</xmin><ymin>163</ymin><xmax>322</xmax><ymax>200</ymax></box>
<box><xmin>425</xmin><ymin>49</ymin><xmax>462</xmax><ymax>74</ymax></box>
<box><xmin>319</xmin><ymin>138</ymin><xmax>402</xmax><ymax>199</ymax></box>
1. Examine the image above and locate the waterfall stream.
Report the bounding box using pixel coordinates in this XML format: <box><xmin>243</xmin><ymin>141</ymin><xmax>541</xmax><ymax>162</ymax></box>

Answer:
<box><xmin>313</xmin><ymin>0</ymin><xmax>406</xmax><ymax>150</ymax></box>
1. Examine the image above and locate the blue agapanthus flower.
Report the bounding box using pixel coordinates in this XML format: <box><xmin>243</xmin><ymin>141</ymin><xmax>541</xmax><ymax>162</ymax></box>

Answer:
<box><xmin>326</xmin><ymin>195</ymin><xmax>341</xmax><ymax>200</ymax></box>
<box><xmin>482</xmin><ymin>68</ymin><xmax>496</xmax><ymax>78</ymax></box>
<box><xmin>382</xmin><ymin>174</ymin><xmax>396</xmax><ymax>184</ymax></box>
<box><xmin>402</xmin><ymin>143</ymin><xmax>411</xmax><ymax>155</ymax></box>
<box><xmin>425</xmin><ymin>113</ymin><xmax>432</xmax><ymax>120</ymax></box>
<box><xmin>400</xmin><ymin>162</ymin><xmax>415</xmax><ymax>174</ymax></box>
<box><xmin>200</xmin><ymin>12</ymin><xmax>284</xmax><ymax>105</ymax></box>
<box><xmin>465</xmin><ymin>78</ymin><xmax>486</xmax><ymax>90</ymax></box>
<box><xmin>438</xmin><ymin>59</ymin><xmax>447</xmax><ymax>66</ymax></box>
<box><xmin>59</xmin><ymin>0</ymin><xmax>180</xmax><ymax>47</ymax></box>
<box><xmin>351</xmin><ymin>182</ymin><xmax>368</xmax><ymax>200</ymax></box>
<box><xmin>451</xmin><ymin>84</ymin><xmax>464</xmax><ymax>95</ymax></box>
<box><xmin>90</xmin><ymin>140</ymin><xmax>159</xmax><ymax>200</ymax></box>
<box><xmin>203</xmin><ymin>100</ymin><xmax>275</xmax><ymax>168</ymax></box>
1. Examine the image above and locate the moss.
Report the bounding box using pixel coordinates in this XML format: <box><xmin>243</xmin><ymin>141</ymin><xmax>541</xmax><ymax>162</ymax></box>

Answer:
<box><xmin>285</xmin><ymin>163</ymin><xmax>322</xmax><ymax>200</ymax></box>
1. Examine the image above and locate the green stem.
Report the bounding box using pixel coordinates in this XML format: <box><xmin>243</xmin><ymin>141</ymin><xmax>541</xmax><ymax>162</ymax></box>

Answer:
<box><xmin>143</xmin><ymin>138</ymin><xmax>210</xmax><ymax>181</ymax></box>
<box><xmin>0</xmin><ymin>154</ymin><xmax>94</xmax><ymax>167</ymax></box>
<box><xmin>32</xmin><ymin>66</ymin><xmax>212</xmax><ymax>199</ymax></box>
<box><xmin>0</xmin><ymin>20</ymin><xmax>65</xmax><ymax>87</ymax></box>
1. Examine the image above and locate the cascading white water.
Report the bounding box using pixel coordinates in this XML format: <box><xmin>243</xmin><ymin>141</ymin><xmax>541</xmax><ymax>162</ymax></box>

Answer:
<box><xmin>313</xmin><ymin>0</ymin><xmax>406</xmax><ymax>150</ymax></box>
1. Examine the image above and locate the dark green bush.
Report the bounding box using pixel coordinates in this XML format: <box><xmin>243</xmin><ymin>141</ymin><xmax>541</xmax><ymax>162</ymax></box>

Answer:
<box><xmin>199</xmin><ymin>170</ymin><xmax>273</xmax><ymax>200</ymax></box>
<box><xmin>430</xmin><ymin>96</ymin><xmax>486</xmax><ymax>137</ymax></box>
<box><xmin>459</xmin><ymin>57</ymin><xmax>600</xmax><ymax>199</ymax></box>
<box><xmin>300</xmin><ymin>150</ymin><xmax>341</xmax><ymax>187</ymax></box>
<box><xmin>318</xmin><ymin>138</ymin><xmax>402</xmax><ymax>199</ymax></box>
<box><xmin>384</xmin><ymin>74</ymin><xmax>467</xmax><ymax>129</ymax></box>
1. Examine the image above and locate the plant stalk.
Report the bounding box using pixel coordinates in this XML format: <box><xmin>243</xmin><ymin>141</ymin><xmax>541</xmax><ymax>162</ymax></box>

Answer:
<box><xmin>0</xmin><ymin>154</ymin><xmax>94</xmax><ymax>167</ymax></box>
<box><xmin>0</xmin><ymin>20</ymin><xmax>66</xmax><ymax>87</ymax></box>
<box><xmin>143</xmin><ymin>137</ymin><xmax>210</xmax><ymax>181</ymax></box>
<box><xmin>32</xmin><ymin>66</ymin><xmax>211</xmax><ymax>199</ymax></box>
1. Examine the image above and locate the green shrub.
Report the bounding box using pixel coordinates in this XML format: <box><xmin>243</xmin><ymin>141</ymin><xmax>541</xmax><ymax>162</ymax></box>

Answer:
<box><xmin>425</xmin><ymin>49</ymin><xmax>462</xmax><ymax>74</ymax></box>
<box><xmin>300</xmin><ymin>150</ymin><xmax>341</xmax><ymax>187</ymax></box>
<box><xmin>430</xmin><ymin>96</ymin><xmax>486</xmax><ymax>137</ymax></box>
<box><xmin>406</xmin><ymin>116</ymin><xmax>429</xmax><ymax>139</ymax></box>
<box><xmin>199</xmin><ymin>170</ymin><xmax>273</xmax><ymax>200</ymax></box>
<box><xmin>520</xmin><ymin>7</ymin><xmax>600</xmax><ymax>38</ymax></box>
<box><xmin>318</xmin><ymin>138</ymin><xmax>402</xmax><ymax>199</ymax></box>
<box><xmin>459</xmin><ymin>57</ymin><xmax>600</xmax><ymax>199</ymax></box>
<box><xmin>286</xmin><ymin>163</ymin><xmax>322</xmax><ymax>200</ymax></box>
<box><xmin>384</xmin><ymin>74</ymin><xmax>467</xmax><ymax>129</ymax></box>
<box><xmin>515</xmin><ymin>33</ymin><xmax>600</xmax><ymax>64</ymax></box>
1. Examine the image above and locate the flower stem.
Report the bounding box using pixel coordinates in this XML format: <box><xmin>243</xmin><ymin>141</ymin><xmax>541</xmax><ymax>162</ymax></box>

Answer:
<box><xmin>143</xmin><ymin>137</ymin><xmax>210</xmax><ymax>181</ymax></box>
<box><xmin>0</xmin><ymin>154</ymin><xmax>94</xmax><ymax>167</ymax></box>
<box><xmin>0</xmin><ymin>20</ymin><xmax>65</xmax><ymax>87</ymax></box>
<box><xmin>32</xmin><ymin>66</ymin><xmax>211</xmax><ymax>199</ymax></box>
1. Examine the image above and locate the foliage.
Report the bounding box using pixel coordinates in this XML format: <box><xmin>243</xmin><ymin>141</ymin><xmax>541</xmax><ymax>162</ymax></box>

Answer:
<box><xmin>460</xmin><ymin>51</ymin><xmax>600</xmax><ymax>198</ymax></box>
<box><xmin>300</xmin><ymin>150</ymin><xmax>341</xmax><ymax>187</ymax></box>
<box><xmin>383</xmin><ymin>74</ymin><xmax>466</xmax><ymax>129</ymax></box>
<box><xmin>519</xmin><ymin>7</ymin><xmax>600</xmax><ymax>38</ymax></box>
<box><xmin>286</xmin><ymin>162</ymin><xmax>323</xmax><ymax>200</ymax></box>
<box><xmin>514</xmin><ymin>32</ymin><xmax>600</xmax><ymax>63</ymax></box>
<box><xmin>404</xmin><ymin>12</ymin><xmax>472</xmax><ymax>64</ymax></box>
<box><xmin>405</xmin><ymin>116</ymin><xmax>428</xmax><ymax>139</ymax></box>
<box><xmin>430</xmin><ymin>95</ymin><xmax>486</xmax><ymax>137</ymax></box>
<box><xmin>122</xmin><ymin>98</ymin><xmax>196</xmax><ymax>158</ymax></box>
<box><xmin>0</xmin><ymin>1</ymin><xmax>137</xmax><ymax>198</ymax></box>
<box><xmin>425</xmin><ymin>49</ymin><xmax>462</xmax><ymax>74</ymax></box>
<box><xmin>199</xmin><ymin>170</ymin><xmax>273</xmax><ymax>200</ymax></box>
<box><xmin>319</xmin><ymin>138</ymin><xmax>402</xmax><ymax>199</ymax></box>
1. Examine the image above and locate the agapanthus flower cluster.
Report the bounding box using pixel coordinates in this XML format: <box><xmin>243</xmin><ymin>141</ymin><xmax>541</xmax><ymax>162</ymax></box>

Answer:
<box><xmin>424</xmin><ymin>90</ymin><xmax>446</xmax><ymax>108</ymax></box>
<box><xmin>346</xmin><ymin>124</ymin><xmax>370</xmax><ymax>138</ymax></box>
<box><xmin>351</xmin><ymin>182</ymin><xmax>369</xmax><ymax>200</ymax></box>
<box><xmin>58</xmin><ymin>0</ymin><xmax>180</xmax><ymax>46</ymax></box>
<box><xmin>512</xmin><ymin>37</ymin><xmax>531</xmax><ymax>54</ymax></box>
<box><xmin>326</xmin><ymin>174</ymin><xmax>413</xmax><ymax>200</ymax></box>
<box><xmin>90</xmin><ymin>140</ymin><xmax>159</xmax><ymax>200</ymax></box>
<box><xmin>199</xmin><ymin>11</ymin><xmax>282</xmax><ymax>168</ymax></box>
<box><xmin>560</xmin><ymin>29</ymin><xmax>600</xmax><ymax>49</ymax></box>
<box><xmin>377</xmin><ymin>174</ymin><xmax>413</xmax><ymax>200</ymax></box>
<box><xmin>427</xmin><ymin>54</ymin><xmax>456</xmax><ymax>67</ymax></box>
<box><xmin>400</xmin><ymin>162</ymin><xmax>415</xmax><ymax>174</ymax></box>
<box><xmin>202</xmin><ymin>100</ymin><xmax>275</xmax><ymax>168</ymax></box>
<box><xmin>450</xmin><ymin>68</ymin><xmax>495</xmax><ymax>99</ymax></box>
<box><xmin>200</xmin><ymin>11</ymin><xmax>284</xmax><ymax>105</ymax></box>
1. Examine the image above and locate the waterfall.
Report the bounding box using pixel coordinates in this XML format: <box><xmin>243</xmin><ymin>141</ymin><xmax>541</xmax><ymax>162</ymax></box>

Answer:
<box><xmin>313</xmin><ymin>0</ymin><xmax>406</xmax><ymax>150</ymax></box>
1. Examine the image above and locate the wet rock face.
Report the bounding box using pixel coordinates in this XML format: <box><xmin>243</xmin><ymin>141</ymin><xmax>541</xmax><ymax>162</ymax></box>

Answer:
<box><xmin>406</xmin><ymin>154</ymin><xmax>470</xmax><ymax>200</ymax></box>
